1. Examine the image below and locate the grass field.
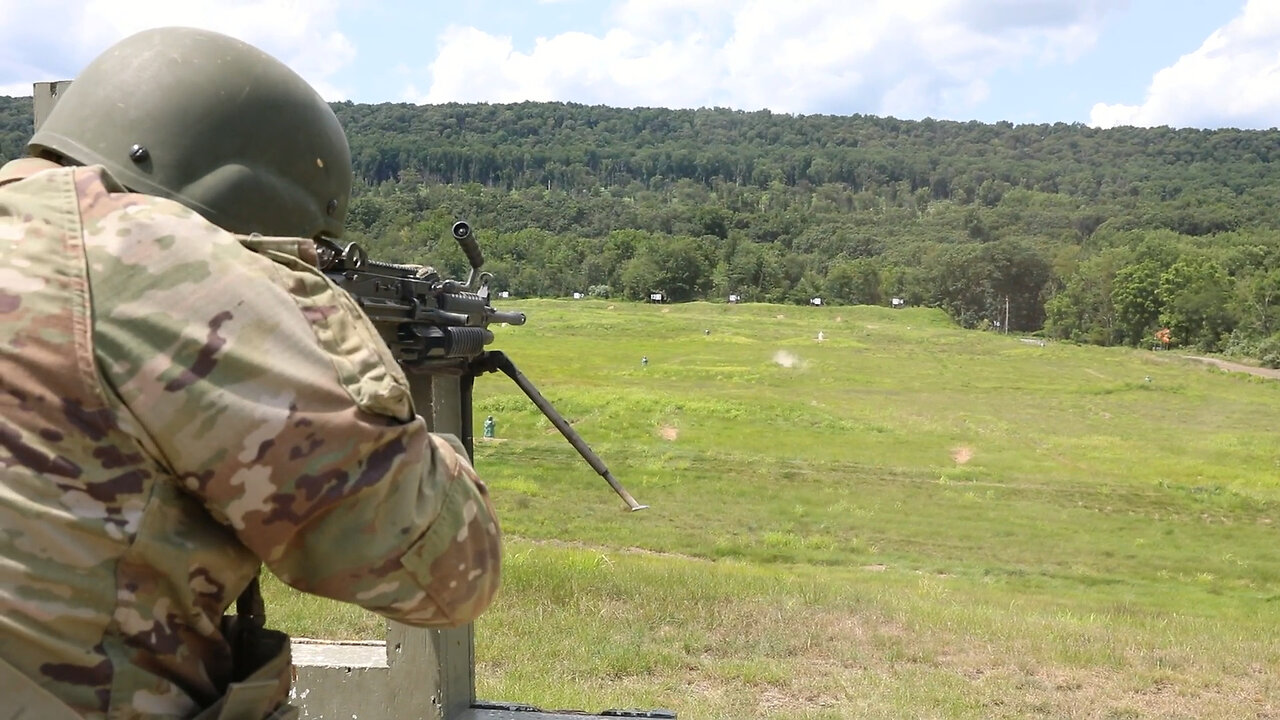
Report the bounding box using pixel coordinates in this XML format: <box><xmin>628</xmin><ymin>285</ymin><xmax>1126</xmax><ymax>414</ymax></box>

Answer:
<box><xmin>264</xmin><ymin>299</ymin><xmax>1280</xmax><ymax>719</ymax></box>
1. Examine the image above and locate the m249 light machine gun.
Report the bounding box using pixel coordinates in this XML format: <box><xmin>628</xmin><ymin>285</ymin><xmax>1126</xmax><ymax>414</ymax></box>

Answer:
<box><xmin>315</xmin><ymin>221</ymin><xmax>647</xmax><ymax>512</ymax></box>
<box><xmin>315</xmin><ymin>223</ymin><xmax>670</xmax><ymax>719</ymax></box>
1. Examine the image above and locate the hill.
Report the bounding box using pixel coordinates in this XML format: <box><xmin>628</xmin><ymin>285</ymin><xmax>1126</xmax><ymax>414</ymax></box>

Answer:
<box><xmin>3</xmin><ymin>95</ymin><xmax>1279</xmax><ymax>358</ymax></box>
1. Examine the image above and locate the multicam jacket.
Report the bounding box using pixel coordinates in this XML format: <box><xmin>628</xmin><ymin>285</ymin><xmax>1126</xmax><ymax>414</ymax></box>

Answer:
<box><xmin>0</xmin><ymin>159</ymin><xmax>502</xmax><ymax>718</ymax></box>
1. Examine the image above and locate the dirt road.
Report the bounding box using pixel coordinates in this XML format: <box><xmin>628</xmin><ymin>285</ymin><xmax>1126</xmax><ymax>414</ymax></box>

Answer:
<box><xmin>1183</xmin><ymin>355</ymin><xmax>1280</xmax><ymax>380</ymax></box>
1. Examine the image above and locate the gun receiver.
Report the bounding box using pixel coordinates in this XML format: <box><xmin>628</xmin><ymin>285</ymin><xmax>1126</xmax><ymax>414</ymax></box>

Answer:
<box><xmin>317</xmin><ymin>222</ymin><xmax>646</xmax><ymax>511</ymax></box>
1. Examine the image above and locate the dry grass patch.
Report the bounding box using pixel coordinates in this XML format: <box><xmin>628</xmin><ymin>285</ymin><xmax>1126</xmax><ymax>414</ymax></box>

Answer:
<box><xmin>950</xmin><ymin>445</ymin><xmax>975</xmax><ymax>464</ymax></box>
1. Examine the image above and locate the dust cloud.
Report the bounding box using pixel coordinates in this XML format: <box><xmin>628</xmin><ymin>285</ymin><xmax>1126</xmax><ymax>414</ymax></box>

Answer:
<box><xmin>773</xmin><ymin>350</ymin><xmax>806</xmax><ymax>369</ymax></box>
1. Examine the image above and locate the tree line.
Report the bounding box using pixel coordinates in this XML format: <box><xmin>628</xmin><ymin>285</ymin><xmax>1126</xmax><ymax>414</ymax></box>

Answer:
<box><xmin>3</xmin><ymin>95</ymin><xmax>1279</xmax><ymax>366</ymax></box>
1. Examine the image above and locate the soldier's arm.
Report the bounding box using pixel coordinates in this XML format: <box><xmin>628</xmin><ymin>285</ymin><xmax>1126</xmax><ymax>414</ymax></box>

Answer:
<box><xmin>85</xmin><ymin>193</ymin><xmax>500</xmax><ymax>627</ymax></box>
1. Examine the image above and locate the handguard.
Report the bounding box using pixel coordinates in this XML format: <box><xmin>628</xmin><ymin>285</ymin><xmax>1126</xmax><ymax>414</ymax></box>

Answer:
<box><xmin>316</xmin><ymin>222</ymin><xmax>526</xmax><ymax>369</ymax></box>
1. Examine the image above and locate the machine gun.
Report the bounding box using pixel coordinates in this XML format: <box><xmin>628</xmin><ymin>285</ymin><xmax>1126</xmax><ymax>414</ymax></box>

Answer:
<box><xmin>316</xmin><ymin>221</ymin><xmax>647</xmax><ymax>512</ymax></box>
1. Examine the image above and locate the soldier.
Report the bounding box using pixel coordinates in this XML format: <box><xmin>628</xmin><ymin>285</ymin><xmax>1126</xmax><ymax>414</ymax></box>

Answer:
<box><xmin>0</xmin><ymin>27</ymin><xmax>502</xmax><ymax>719</ymax></box>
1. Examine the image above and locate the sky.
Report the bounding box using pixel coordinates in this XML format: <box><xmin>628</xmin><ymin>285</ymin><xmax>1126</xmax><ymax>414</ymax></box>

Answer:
<box><xmin>0</xmin><ymin>0</ymin><xmax>1276</xmax><ymax>129</ymax></box>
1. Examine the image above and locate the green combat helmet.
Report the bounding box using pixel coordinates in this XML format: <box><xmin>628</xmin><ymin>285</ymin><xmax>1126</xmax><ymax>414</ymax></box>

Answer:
<box><xmin>29</xmin><ymin>26</ymin><xmax>351</xmax><ymax>239</ymax></box>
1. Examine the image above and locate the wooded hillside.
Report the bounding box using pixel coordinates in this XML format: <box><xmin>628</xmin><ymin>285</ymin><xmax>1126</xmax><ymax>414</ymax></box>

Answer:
<box><xmin>4</xmin><ymin>96</ymin><xmax>1279</xmax><ymax>363</ymax></box>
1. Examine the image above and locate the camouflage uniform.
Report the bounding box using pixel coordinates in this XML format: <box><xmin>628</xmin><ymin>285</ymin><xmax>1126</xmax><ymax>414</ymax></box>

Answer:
<box><xmin>0</xmin><ymin>158</ymin><xmax>502</xmax><ymax>718</ymax></box>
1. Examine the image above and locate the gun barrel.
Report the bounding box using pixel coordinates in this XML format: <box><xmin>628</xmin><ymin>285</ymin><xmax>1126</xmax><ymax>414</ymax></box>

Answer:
<box><xmin>489</xmin><ymin>310</ymin><xmax>527</xmax><ymax>326</ymax></box>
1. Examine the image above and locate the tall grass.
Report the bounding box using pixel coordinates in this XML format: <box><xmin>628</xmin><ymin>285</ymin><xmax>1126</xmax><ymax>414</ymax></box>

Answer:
<box><xmin>266</xmin><ymin>299</ymin><xmax>1280</xmax><ymax>719</ymax></box>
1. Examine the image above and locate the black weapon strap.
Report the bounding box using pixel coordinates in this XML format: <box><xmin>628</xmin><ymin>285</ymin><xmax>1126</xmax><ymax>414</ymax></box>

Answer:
<box><xmin>228</xmin><ymin>570</ymin><xmax>267</xmax><ymax>681</ymax></box>
<box><xmin>461</xmin><ymin>367</ymin><xmax>477</xmax><ymax>460</ymax></box>
<box><xmin>236</xmin><ymin>572</ymin><xmax>266</xmax><ymax>627</ymax></box>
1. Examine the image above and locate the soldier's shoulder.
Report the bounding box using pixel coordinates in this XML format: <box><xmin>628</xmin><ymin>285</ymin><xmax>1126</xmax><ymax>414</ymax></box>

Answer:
<box><xmin>75</xmin><ymin>165</ymin><xmax>221</xmax><ymax>229</ymax></box>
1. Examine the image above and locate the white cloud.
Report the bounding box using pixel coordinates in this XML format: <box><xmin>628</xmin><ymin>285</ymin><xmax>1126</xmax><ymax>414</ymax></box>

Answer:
<box><xmin>413</xmin><ymin>0</ymin><xmax>1115</xmax><ymax>117</ymax></box>
<box><xmin>1090</xmin><ymin>0</ymin><xmax>1280</xmax><ymax>129</ymax></box>
<box><xmin>420</xmin><ymin>24</ymin><xmax>723</xmax><ymax>109</ymax></box>
<box><xmin>0</xmin><ymin>0</ymin><xmax>356</xmax><ymax>100</ymax></box>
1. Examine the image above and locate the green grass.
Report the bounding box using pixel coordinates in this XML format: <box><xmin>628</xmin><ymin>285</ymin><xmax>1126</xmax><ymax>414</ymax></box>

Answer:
<box><xmin>264</xmin><ymin>299</ymin><xmax>1280</xmax><ymax>719</ymax></box>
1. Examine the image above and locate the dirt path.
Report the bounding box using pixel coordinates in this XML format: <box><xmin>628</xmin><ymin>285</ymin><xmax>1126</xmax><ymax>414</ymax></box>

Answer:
<box><xmin>1183</xmin><ymin>356</ymin><xmax>1280</xmax><ymax>380</ymax></box>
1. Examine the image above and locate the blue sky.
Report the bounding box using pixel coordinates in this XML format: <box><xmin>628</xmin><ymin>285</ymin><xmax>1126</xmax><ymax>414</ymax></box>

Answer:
<box><xmin>0</xmin><ymin>0</ymin><xmax>1275</xmax><ymax>129</ymax></box>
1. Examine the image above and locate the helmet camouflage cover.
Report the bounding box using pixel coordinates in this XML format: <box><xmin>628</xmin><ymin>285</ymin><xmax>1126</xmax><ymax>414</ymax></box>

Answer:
<box><xmin>29</xmin><ymin>26</ymin><xmax>351</xmax><ymax>239</ymax></box>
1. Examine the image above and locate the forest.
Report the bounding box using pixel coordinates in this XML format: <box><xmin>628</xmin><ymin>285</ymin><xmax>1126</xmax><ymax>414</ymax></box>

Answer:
<box><xmin>3</xmin><ymin>95</ymin><xmax>1279</xmax><ymax>365</ymax></box>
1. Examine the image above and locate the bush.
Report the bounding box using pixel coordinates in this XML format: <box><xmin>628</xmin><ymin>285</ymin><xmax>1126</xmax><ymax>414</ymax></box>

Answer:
<box><xmin>1222</xmin><ymin>329</ymin><xmax>1280</xmax><ymax>366</ymax></box>
<box><xmin>1257</xmin><ymin>334</ymin><xmax>1280</xmax><ymax>369</ymax></box>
